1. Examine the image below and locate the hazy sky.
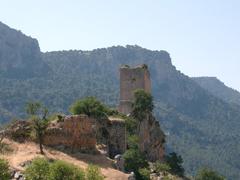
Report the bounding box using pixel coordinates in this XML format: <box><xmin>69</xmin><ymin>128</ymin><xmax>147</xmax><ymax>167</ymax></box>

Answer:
<box><xmin>1</xmin><ymin>0</ymin><xmax>239</xmax><ymax>91</ymax></box>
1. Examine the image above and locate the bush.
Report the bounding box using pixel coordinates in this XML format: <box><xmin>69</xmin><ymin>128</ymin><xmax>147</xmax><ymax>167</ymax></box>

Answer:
<box><xmin>86</xmin><ymin>164</ymin><xmax>104</xmax><ymax>180</ymax></box>
<box><xmin>196</xmin><ymin>168</ymin><xmax>225</xmax><ymax>180</ymax></box>
<box><xmin>132</xmin><ymin>89</ymin><xmax>154</xmax><ymax>121</ymax></box>
<box><xmin>123</xmin><ymin>148</ymin><xmax>148</xmax><ymax>174</ymax></box>
<box><xmin>127</xmin><ymin>135</ymin><xmax>139</xmax><ymax>150</ymax></box>
<box><xmin>25</xmin><ymin>158</ymin><xmax>104</xmax><ymax>180</ymax></box>
<box><xmin>25</xmin><ymin>158</ymin><xmax>50</xmax><ymax>180</ymax></box>
<box><xmin>138</xmin><ymin>168</ymin><xmax>151</xmax><ymax>180</ymax></box>
<box><xmin>154</xmin><ymin>162</ymin><xmax>170</xmax><ymax>175</ymax></box>
<box><xmin>70</xmin><ymin>97</ymin><xmax>109</xmax><ymax>119</ymax></box>
<box><xmin>0</xmin><ymin>159</ymin><xmax>11</xmax><ymax>180</ymax></box>
<box><xmin>49</xmin><ymin>160</ymin><xmax>85</xmax><ymax>180</ymax></box>
<box><xmin>125</xmin><ymin>116</ymin><xmax>137</xmax><ymax>136</ymax></box>
<box><xmin>165</xmin><ymin>152</ymin><xmax>184</xmax><ymax>177</ymax></box>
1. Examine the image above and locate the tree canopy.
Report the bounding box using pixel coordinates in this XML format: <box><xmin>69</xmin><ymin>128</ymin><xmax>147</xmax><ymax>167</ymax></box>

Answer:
<box><xmin>132</xmin><ymin>89</ymin><xmax>154</xmax><ymax>121</ymax></box>
<box><xmin>69</xmin><ymin>97</ymin><xmax>110</xmax><ymax>119</ymax></box>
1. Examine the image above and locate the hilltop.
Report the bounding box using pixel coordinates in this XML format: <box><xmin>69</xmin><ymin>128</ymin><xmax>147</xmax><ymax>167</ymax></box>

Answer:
<box><xmin>0</xmin><ymin>21</ymin><xmax>239</xmax><ymax>179</ymax></box>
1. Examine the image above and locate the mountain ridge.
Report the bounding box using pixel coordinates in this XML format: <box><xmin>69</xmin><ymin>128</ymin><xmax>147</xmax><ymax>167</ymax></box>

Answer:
<box><xmin>0</xmin><ymin>21</ymin><xmax>239</xmax><ymax>179</ymax></box>
<box><xmin>0</xmin><ymin>21</ymin><xmax>50</xmax><ymax>79</ymax></box>
<box><xmin>192</xmin><ymin>76</ymin><xmax>240</xmax><ymax>106</ymax></box>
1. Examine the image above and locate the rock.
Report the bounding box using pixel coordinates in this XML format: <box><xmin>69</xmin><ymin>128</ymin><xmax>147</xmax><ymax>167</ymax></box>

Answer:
<box><xmin>128</xmin><ymin>172</ymin><xmax>135</xmax><ymax>180</ymax></box>
<box><xmin>114</xmin><ymin>154</ymin><xmax>125</xmax><ymax>172</ymax></box>
<box><xmin>139</xmin><ymin>113</ymin><xmax>165</xmax><ymax>162</ymax></box>
<box><xmin>5</xmin><ymin>120</ymin><xmax>32</xmax><ymax>142</ymax></box>
<box><xmin>14</xmin><ymin>171</ymin><xmax>24</xmax><ymax>180</ymax></box>
<box><xmin>19</xmin><ymin>160</ymin><xmax>31</xmax><ymax>168</ymax></box>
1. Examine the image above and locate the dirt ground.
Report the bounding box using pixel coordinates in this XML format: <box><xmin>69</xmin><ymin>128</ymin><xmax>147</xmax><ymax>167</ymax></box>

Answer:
<box><xmin>0</xmin><ymin>139</ymin><xmax>129</xmax><ymax>180</ymax></box>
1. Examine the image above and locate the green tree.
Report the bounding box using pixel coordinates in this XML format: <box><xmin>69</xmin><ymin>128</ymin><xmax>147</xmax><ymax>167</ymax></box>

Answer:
<box><xmin>153</xmin><ymin>162</ymin><xmax>171</xmax><ymax>175</ymax></box>
<box><xmin>49</xmin><ymin>160</ymin><xmax>85</xmax><ymax>180</ymax></box>
<box><xmin>25</xmin><ymin>158</ymin><xmax>50</xmax><ymax>180</ymax></box>
<box><xmin>165</xmin><ymin>152</ymin><xmax>184</xmax><ymax>177</ymax></box>
<box><xmin>196</xmin><ymin>168</ymin><xmax>225</xmax><ymax>180</ymax></box>
<box><xmin>127</xmin><ymin>135</ymin><xmax>139</xmax><ymax>150</ymax></box>
<box><xmin>132</xmin><ymin>89</ymin><xmax>154</xmax><ymax>121</ymax></box>
<box><xmin>123</xmin><ymin>148</ymin><xmax>149</xmax><ymax>179</ymax></box>
<box><xmin>69</xmin><ymin>97</ymin><xmax>109</xmax><ymax>119</ymax></box>
<box><xmin>86</xmin><ymin>164</ymin><xmax>104</xmax><ymax>180</ymax></box>
<box><xmin>138</xmin><ymin>168</ymin><xmax>151</xmax><ymax>180</ymax></box>
<box><xmin>132</xmin><ymin>89</ymin><xmax>154</xmax><ymax>134</ymax></box>
<box><xmin>125</xmin><ymin>116</ymin><xmax>138</xmax><ymax>136</ymax></box>
<box><xmin>26</xmin><ymin>102</ymin><xmax>49</xmax><ymax>154</ymax></box>
<box><xmin>0</xmin><ymin>159</ymin><xmax>11</xmax><ymax>180</ymax></box>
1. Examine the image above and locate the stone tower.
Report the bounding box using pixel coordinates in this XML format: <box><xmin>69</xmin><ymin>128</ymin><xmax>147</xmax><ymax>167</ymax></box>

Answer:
<box><xmin>118</xmin><ymin>64</ymin><xmax>151</xmax><ymax>115</ymax></box>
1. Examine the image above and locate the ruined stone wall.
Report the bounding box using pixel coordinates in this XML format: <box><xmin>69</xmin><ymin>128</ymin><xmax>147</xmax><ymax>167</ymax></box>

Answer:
<box><xmin>119</xmin><ymin>65</ymin><xmax>151</xmax><ymax>115</ymax></box>
<box><xmin>43</xmin><ymin>115</ymin><xmax>126</xmax><ymax>157</ymax></box>
<box><xmin>108</xmin><ymin>117</ymin><xmax>126</xmax><ymax>158</ymax></box>
<box><xmin>44</xmin><ymin>115</ymin><xmax>97</xmax><ymax>151</ymax></box>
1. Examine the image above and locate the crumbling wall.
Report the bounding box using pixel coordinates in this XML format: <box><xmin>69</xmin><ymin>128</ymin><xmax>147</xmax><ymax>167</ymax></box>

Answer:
<box><xmin>108</xmin><ymin>117</ymin><xmax>126</xmax><ymax>158</ymax></box>
<box><xmin>43</xmin><ymin>115</ymin><xmax>127</xmax><ymax>157</ymax></box>
<box><xmin>44</xmin><ymin>115</ymin><xmax>97</xmax><ymax>151</ymax></box>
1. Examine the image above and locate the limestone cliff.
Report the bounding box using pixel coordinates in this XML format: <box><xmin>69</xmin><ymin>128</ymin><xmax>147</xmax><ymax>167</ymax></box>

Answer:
<box><xmin>0</xmin><ymin>21</ymin><xmax>50</xmax><ymax>78</ymax></box>
<box><xmin>138</xmin><ymin>113</ymin><xmax>165</xmax><ymax>162</ymax></box>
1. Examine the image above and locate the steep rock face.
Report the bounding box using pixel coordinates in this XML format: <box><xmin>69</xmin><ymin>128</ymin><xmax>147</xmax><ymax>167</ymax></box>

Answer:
<box><xmin>0</xmin><ymin>22</ymin><xmax>49</xmax><ymax>78</ymax></box>
<box><xmin>139</xmin><ymin>113</ymin><xmax>165</xmax><ymax>162</ymax></box>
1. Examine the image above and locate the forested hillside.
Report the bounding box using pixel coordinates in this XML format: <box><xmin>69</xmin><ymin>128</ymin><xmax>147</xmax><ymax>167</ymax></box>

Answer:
<box><xmin>0</xmin><ymin>22</ymin><xmax>240</xmax><ymax>179</ymax></box>
<box><xmin>193</xmin><ymin>77</ymin><xmax>240</xmax><ymax>106</ymax></box>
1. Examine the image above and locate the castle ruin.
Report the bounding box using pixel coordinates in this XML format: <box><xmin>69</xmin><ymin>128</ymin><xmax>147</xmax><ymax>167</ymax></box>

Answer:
<box><xmin>118</xmin><ymin>64</ymin><xmax>151</xmax><ymax>115</ymax></box>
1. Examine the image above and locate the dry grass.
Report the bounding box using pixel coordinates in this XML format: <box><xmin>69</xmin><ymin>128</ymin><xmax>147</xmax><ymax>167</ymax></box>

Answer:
<box><xmin>0</xmin><ymin>139</ymin><xmax>129</xmax><ymax>180</ymax></box>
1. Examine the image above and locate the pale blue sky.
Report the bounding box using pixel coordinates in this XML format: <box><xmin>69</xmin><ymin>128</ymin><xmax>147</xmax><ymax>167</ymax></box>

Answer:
<box><xmin>1</xmin><ymin>0</ymin><xmax>239</xmax><ymax>90</ymax></box>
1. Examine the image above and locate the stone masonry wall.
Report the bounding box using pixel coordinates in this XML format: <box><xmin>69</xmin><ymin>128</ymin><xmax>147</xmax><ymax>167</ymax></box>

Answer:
<box><xmin>44</xmin><ymin>115</ymin><xmax>97</xmax><ymax>151</ymax></box>
<box><xmin>119</xmin><ymin>65</ymin><xmax>151</xmax><ymax>115</ymax></box>
<box><xmin>43</xmin><ymin>115</ymin><xmax>126</xmax><ymax>157</ymax></box>
<box><xmin>108</xmin><ymin>117</ymin><xmax>126</xmax><ymax>158</ymax></box>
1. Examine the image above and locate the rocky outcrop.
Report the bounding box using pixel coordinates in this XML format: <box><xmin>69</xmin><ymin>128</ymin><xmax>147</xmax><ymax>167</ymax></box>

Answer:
<box><xmin>138</xmin><ymin>113</ymin><xmax>165</xmax><ymax>162</ymax></box>
<box><xmin>5</xmin><ymin>120</ymin><xmax>32</xmax><ymax>143</ymax></box>
<box><xmin>0</xmin><ymin>21</ymin><xmax>50</xmax><ymax>79</ymax></box>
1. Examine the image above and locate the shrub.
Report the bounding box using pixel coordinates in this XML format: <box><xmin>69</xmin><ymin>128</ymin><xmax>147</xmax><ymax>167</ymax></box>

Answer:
<box><xmin>153</xmin><ymin>162</ymin><xmax>171</xmax><ymax>175</ymax></box>
<box><xmin>138</xmin><ymin>168</ymin><xmax>151</xmax><ymax>180</ymax></box>
<box><xmin>123</xmin><ymin>148</ymin><xmax>148</xmax><ymax>174</ymax></box>
<box><xmin>86</xmin><ymin>164</ymin><xmax>104</xmax><ymax>180</ymax></box>
<box><xmin>132</xmin><ymin>89</ymin><xmax>154</xmax><ymax>121</ymax></box>
<box><xmin>125</xmin><ymin>116</ymin><xmax>137</xmax><ymax>136</ymax></box>
<box><xmin>127</xmin><ymin>135</ymin><xmax>139</xmax><ymax>150</ymax></box>
<box><xmin>165</xmin><ymin>152</ymin><xmax>184</xmax><ymax>177</ymax></box>
<box><xmin>0</xmin><ymin>159</ymin><xmax>11</xmax><ymax>180</ymax></box>
<box><xmin>25</xmin><ymin>158</ymin><xmax>50</xmax><ymax>180</ymax></box>
<box><xmin>196</xmin><ymin>168</ymin><xmax>225</xmax><ymax>180</ymax></box>
<box><xmin>70</xmin><ymin>97</ymin><xmax>109</xmax><ymax>119</ymax></box>
<box><xmin>49</xmin><ymin>160</ymin><xmax>85</xmax><ymax>180</ymax></box>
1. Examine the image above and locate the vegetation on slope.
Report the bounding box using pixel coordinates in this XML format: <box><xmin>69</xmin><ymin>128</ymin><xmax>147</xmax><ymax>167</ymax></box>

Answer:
<box><xmin>0</xmin><ymin>22</ymin><xmax>239</xmax><ymax>178</ymax></box>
